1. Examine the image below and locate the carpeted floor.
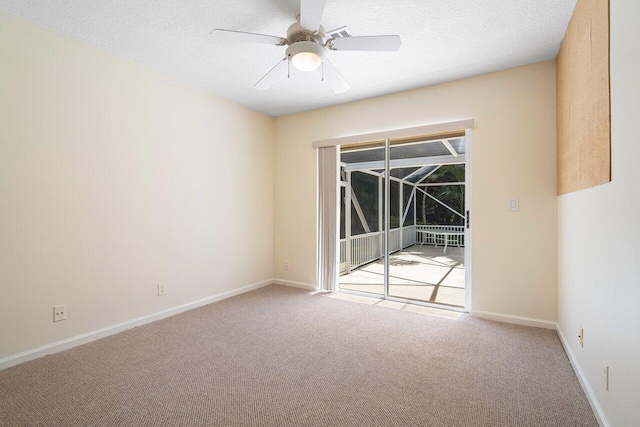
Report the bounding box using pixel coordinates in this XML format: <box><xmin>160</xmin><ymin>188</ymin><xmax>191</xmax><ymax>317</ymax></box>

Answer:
<box><xmin>0</xmin><ymin>285</ymin><xmax>597</xmax><ymax>426</ymax></box>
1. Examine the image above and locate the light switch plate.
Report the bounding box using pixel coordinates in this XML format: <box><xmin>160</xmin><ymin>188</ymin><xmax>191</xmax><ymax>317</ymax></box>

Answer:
<box><xmin>508</xmin><ymin>198</ymin><xmax>519</xmax><ymax>211</ymax></box>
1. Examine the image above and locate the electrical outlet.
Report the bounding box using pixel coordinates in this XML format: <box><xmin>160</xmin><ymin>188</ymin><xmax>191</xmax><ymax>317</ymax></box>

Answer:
<box><xmin>53</xmin><ymin>305</ymin><xmax>66</xmax><ymax>322</ymax></box>
<box><xmin>578</xmin><ymin>327</ymin><xmax>584</xmax><ymax>348</ymax></box>
<box><xmin>285</xmin><ymin>261</ymin><xmax>290</xmax><ymax>270</ymax></box>
<box><xmin>157</xmin><ymin>283</ymin><xmax>166</xmax><ymax>296</ymax></box>
<box><xmin>603</xmin><ymin>361</ymin><xmax>609</xmax><ymax>391</ymax></box>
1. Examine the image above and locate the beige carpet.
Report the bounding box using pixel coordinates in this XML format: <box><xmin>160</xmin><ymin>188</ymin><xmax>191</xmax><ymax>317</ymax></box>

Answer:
<box><xmin>0</xmin><ymin>285</ymin><xmax>597</xmax><ymax>426</ymax></box>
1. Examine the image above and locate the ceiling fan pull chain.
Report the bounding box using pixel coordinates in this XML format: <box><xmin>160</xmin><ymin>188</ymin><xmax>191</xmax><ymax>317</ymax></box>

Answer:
<box><xmin>322</xmin><ymin>61</ymin><xmax>324</xmax><ymax>82</ymax></box>
<box><xmin>288</xmin><ymin>59</ymin><xmax>290</xmax><ymax>79</ymax></box>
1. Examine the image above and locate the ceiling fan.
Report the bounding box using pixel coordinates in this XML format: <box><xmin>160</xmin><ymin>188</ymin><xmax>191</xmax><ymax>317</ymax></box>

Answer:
<box><xmin>210</xmin><ymin>0</ymin><xmax>402</xmax><ymax>93</ymax></box>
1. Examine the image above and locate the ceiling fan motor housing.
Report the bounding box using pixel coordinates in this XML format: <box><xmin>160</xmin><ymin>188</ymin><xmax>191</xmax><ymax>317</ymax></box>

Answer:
<box><xmin>287</xmin><ymin>21</ymin><xmax>326</xmax><ymax>44</ymax></box>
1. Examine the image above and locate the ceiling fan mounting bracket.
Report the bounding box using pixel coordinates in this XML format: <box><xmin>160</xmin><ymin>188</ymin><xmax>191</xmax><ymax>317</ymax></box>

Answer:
<box><xmin>325</xmin><ymin>39</ymin><xmax>337</xmax><ymax>50</ymax></box>
<box><xmin>287</xmin><ymin>21</ymin><xmax>326</xmax><ymax>45</ymax></box>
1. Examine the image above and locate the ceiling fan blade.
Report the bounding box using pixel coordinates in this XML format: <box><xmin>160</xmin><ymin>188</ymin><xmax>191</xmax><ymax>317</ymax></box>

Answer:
<box><xmin>300</xmin><ymin>0</ymin><xmax>327</xmax><ymax>32</ymax></box>
<box><xmin>329</xmin><ymin>35</ymin><xmax>402</xmax><ymax>52</ymax></box>
<box><xmin>254</xmin><ymin>58</ymin><xmax>289</xmax><ymax>90</ymax></box>
<box><xmin>210</xmin><ymin>29</ymin><xmax>287</xmax><ymax>46</ymax></box>
<box><xmin>321</xmin><ymin>60</ymin><xmax>350</xmax><ymax>93</ymax></box>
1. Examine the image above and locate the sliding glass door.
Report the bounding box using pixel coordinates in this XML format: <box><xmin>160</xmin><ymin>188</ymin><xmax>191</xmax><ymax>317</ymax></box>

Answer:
<box><xmin>338</xmin><ymin>135</ymin><xmax>469</xmax><ymax>311</ymax></box>
<box><xmin>338</xmin><ymin>141</ymin><xmax>385</xmax><ymax>296</ymax></box>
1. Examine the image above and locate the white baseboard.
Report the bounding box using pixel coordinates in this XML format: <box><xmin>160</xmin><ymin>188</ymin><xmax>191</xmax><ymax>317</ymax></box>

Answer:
<box><xmin>0</xmin><ymin>279</ymin><xmax>273</xmax><ymax>371</ymax></box>
<box><xmin>556</xmin><ymin>326</ymin><xmax>609</xmax><ymax>427</ymax></box>
<box><xmin>273</xmin><ymin>278</ymin><xmax>317</xmax><ymax>291</ymax></box>
<box><xmin>470</xmin><ymin>309</ymin><xmax>557</xmax><ymax>329</ymax></box>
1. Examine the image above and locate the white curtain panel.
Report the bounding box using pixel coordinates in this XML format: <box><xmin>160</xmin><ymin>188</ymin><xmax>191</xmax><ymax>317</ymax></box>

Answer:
<box><xmin>317</xmin><ymin>146</ymin><xmax>339</xmax><ymax>292</ymax></box>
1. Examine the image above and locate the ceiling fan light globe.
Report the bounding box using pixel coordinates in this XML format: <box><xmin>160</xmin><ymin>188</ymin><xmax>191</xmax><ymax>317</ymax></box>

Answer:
<box><xmin>286</xmin><ymin>41</ymin><xmax>327</xmax><ymax>73</ymax></box>
<box><xmin>291</xmin><ymin>52</ymin><xmax>322</xmax><ymax>72</ymax></box>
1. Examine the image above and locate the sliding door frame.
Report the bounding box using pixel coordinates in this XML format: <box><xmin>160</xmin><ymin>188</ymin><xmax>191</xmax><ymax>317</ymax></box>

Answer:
<box><xmin>382</xmin><ymin>131</ymin><xmax>471</xmax><ymax>313</ymax></box>
<box><xmin>318</xmin><ymin>120</ymin><xmax>474</xmax><ymax>312</ymax></box>
<box><xmin>383</xmin><ymin>138</ymin><xmax>390</xmax><ymax>299</ymax></box>
<box><xmin>463</xmin><ymin>129</ymin><xmax>472</xmax><ymax>312</ymax></box>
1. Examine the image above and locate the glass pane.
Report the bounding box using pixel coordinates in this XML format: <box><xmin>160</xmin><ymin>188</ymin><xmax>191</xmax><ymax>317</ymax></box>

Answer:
<box><xmin>425</xmin><ymin>164</ymin><xmax>465</xmax><ymax>183</ymax></box>
<box><xmin>448</xmin><ymin>138</ymin><xmax>465</xmax><ymax>155</ymax></box>
<box><xmin>389</xmin><ymin>180</ymin><xmax>399</xmax><ymax>229</ymax></box>
<box><xmin>391</xmin><ymin>167</ymin><xmax>419</xmax><ymax>180</ymax></box>
<box><xmin>341</xmin><ymin>147</ymin><xmax>384</xmax><ymax>164</ymax></box>
<box><xmin>420</xmin><ymin>186</ymin><xmax>465</xmax><ymax>226</ymax></box>
<box><xmin>406</xmin><ymin>166</ymin><xmax>437</xmax><ymax>183</ymax></box>
<box><xmin>402</xmin><ymin>184</ymin><xmax>414</xmax><ymax>227</ymax></box>
<box><xmin>351</xmin><ymin>172</ymin><xmax>379</xmax><ymax>233</ymax></box>
<box><xmin>389</xmin><ymin>141</ymin><xmax>449</xmax><ymax>159</ymax></box>
<box><xmin>339</xmin><ymin>143</ymin><xmax>384</xmax><ymax>296</ymax></box>
<box><xmin>388</xmin><ymin>141</ymin><xmax>466</xmax><ymax>308</ymax></box>
<box><xmin>339</xmin><ymin>137</ymin><xmax>467</xmax><ymax>308</ymax></box>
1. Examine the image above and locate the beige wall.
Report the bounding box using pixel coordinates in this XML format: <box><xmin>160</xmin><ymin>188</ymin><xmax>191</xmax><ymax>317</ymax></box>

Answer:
<box><xmin>274</xmin><ymin>60</ymin><xmax>558</xmax><ymax>322</ymax></box>
<box><xmin>558</xmin><ymin>0</ymin><xmax>640</xmax><ymax>425</ymax></box>
<box><xmin>0</xmin><ymin>11</ymin><xmax>274</xmax><ymax>359</ymax></box>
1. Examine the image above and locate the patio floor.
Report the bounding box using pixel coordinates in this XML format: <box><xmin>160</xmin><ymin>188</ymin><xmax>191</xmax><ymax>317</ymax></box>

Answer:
<box><xmin>339</xmin><ymin>244</ymin><xmax>465</xmax><ymax>308</ymax></box>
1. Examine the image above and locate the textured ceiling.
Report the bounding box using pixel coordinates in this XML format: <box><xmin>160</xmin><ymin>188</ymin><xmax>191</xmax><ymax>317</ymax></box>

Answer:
<box><xmin>0</xmin><ymin>0</ymin><xmax>576</xmax><ymax>116</ymax></box>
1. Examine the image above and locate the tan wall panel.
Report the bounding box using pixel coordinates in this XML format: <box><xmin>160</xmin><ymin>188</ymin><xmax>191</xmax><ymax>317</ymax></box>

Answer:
<box><xmin>274</xmin><ymin>60</ymin><xmax>559</xmax><ymax>322</ymax></box>
<box><xmin>557</xmin><ymin>0</ymin><xmax>611</xmax><ymax>195</ymax></box>
<box><xmin>0</xmin><ymin>11</ymin><xmax>275</xmax><ymax>359</ymax></box>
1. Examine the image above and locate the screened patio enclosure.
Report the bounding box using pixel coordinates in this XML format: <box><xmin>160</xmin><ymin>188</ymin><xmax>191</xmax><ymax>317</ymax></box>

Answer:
<box><xmin>338</xmin><ymin>135</ymin><xmax>468</xmax><ymax>309</ymax></box>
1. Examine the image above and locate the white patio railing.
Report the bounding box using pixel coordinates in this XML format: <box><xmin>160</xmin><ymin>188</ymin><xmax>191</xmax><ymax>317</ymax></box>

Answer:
<box><xmin>403</xmin><ymin>226</ymin><xmax>417</xmax><ymax>247</ymax></box>
<box><xmin>350</xmin><ymin>231</ymin><xmax>382</xmax><ymax>269</ymax></box>
<box><xmin>339</xmin><ymin>224</ymin><xmax>464</xmax><ymax>274</ymax></box>
<box><xmin>415</xmin><ymin>225</ymin><xmax>465</xmax><ymax>247</ymax></box>
<box><xmin>339</xmin><ymin>239</ymin><xmax>347</xmax><ymax>273</ymax></box>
